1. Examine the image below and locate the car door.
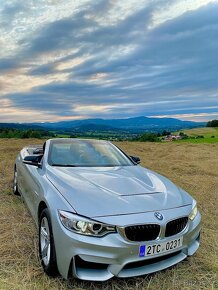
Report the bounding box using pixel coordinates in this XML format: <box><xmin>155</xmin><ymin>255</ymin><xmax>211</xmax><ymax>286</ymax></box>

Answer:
<box><xmin>19</xmin><ymin>160</ymin><xmax>44</xmax><ymax>222</ymax></box>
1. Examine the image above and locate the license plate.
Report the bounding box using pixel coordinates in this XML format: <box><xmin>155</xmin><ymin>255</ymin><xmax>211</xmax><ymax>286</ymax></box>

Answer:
<box><xmin>139</xmin><ymin>237</ymin><xmax>183</xmax><ymax>257</ymax></box>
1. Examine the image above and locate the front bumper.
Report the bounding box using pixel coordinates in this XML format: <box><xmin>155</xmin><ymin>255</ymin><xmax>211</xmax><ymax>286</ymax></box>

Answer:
<box><xmin>53</xmin><ymin>208</ymin><xmax>201</xmax><ymax>281</ymax></box>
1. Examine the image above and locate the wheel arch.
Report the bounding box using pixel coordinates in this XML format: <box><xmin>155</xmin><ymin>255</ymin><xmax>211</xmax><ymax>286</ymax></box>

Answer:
<box><xmin>38</xmin><ymin>201</ymin><xmax>48</xmax><ymax>223</ymax></box>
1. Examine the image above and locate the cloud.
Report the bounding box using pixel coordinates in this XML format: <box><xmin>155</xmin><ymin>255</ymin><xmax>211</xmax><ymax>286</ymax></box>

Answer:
<box><xmin>151</xmin><ymin>112</ymin><xmax>218</xmax><ymax>122</ymax></box>
<box><xmin>0</xmin><ymin>58</ymin><xmax>20</xmax><ymax>72</ymax></box>
<box><xmin>0</xmin><ymin>0</ymin><xmax>217</xmax><ymax>122</ymax></box>
<box><xmin>29</xmin><ymin>63</ymin><xmax>56</xmax><ymax>76</ymax></box>
<box><xmin>0</xmin><ymin>1</ymin><xmax>27</xmax><ymax>25</ymax></box>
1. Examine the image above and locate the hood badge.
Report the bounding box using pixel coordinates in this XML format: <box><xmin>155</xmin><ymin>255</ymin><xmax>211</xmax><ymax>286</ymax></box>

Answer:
<box><xmin>154</xmin><ymin>212</ymin><xmax>163</xmax><ymax>220</ymax></box>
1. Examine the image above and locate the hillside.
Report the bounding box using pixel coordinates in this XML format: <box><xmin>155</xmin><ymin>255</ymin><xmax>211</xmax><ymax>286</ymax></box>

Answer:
<box><xmin>178</xmin><ymin>127</ymin><xmax>218</xmax><ymax>143</ymax></box>
<box><xmin>34</xmin><ymin>116</ymin><xmax>203</xmax><ymax>132</ymax></box>
<box><xmin>0</xmin><ymin>123</ymin><xmax>44</xmax><ymax>130</ymax></box>
<box><xmin>182</xmin><ymin>126</ymin><xmax>218</xmax><ymax>136</ymax></box>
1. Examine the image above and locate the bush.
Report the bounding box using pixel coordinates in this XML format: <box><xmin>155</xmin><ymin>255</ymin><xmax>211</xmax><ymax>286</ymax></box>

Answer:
<box><xmin>206</xmin><ymin>120</ymin><xmax>218</xmax><ymax>127</ymax></box>
<box><xmin>179</xmin><ymin>132</ymin><xmax>188</xmax><ymax>139</ymax></box>
<box><xmin>138</xmin><ymin>133</ymin><xmax>159</xmax><ymax>142</ymax></box>
<box><xmin>162</xmin><ymin>130</ymin><xmax>171</xmax><ymax>136</ymax></box>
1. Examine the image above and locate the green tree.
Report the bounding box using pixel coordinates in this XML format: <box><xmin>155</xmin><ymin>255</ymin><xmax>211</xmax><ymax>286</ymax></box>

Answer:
<box><xmin>206</xmin><ymin>120</ymin><xmax>218</xmax><ymax>127</ymax></box>
<box><xmin>162</xmin><ymin>130</ymin><xmax>171</xmax><ymax>136</ymax></box>
<box><xmin>139</xmin><ymin>133</ymin><xmax>159</xmax><ymax>142</ymax></box>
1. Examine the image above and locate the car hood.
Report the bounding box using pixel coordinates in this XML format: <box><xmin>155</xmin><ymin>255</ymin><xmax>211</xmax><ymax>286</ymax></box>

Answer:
<box><xmin>46</xmin><ymin>165</ymin><xmax>193</xmax><ymax>218</ymax></box>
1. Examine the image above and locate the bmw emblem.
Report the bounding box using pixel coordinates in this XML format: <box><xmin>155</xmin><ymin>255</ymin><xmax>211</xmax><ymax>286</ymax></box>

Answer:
<box><xmin>154</xmin><ymin>212</ymin><xmax>163</xmax><ymax>220</ymax></box>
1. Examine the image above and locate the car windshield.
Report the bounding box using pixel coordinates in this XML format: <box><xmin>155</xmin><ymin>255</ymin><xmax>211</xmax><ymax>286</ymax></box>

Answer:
<box><xmin>48</xmin><ymin>139</ymin><xmax>134</xmax><ymax>167</ymax></box>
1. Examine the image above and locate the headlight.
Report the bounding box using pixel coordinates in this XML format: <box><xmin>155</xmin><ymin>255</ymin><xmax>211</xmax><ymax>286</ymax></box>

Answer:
<box><xmin>189</xmin><ymin>204</ymin><xmax>198</xmax><ymax>221</ymax></box>
<box><xmin>58</xmin><ymin>210</ymin><xmax>116</xmax><ymax>237</ymax></box>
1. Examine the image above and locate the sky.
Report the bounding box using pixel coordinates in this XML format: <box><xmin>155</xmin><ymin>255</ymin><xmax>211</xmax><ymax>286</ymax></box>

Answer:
<box><xmin>0</xmin><ymin>0</ymin><xmax>218</xmax><ymax>123</ymax></box>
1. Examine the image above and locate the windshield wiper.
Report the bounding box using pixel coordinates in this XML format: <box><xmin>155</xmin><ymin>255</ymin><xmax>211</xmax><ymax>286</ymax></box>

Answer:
<box><xmin>51</xmin><ymin>164</ymin><xmax>78</xmax><ymax>167</ymax></box>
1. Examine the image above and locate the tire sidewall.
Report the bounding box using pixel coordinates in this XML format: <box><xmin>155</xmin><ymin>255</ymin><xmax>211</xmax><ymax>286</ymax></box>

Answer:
<box><xmin>13</xmin><ymin>167</ymin><xmax>20</xmax><ymax>195</ymax></box>
<box><xmin>39</xmin><ymin>208</ymin><xmax>58</xmax><ymax>276</ymax></box>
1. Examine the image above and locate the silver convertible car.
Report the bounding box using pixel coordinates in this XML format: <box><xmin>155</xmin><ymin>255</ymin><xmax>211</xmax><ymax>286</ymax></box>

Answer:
<box><xmin>14</xmin><ymin>138</ymin><xmax>201</xmax><ymax>281</ymax></box>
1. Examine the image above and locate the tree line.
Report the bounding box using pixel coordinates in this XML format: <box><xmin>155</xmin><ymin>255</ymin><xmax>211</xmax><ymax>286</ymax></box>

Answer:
<box><xmin>0</xmin><ymin>128</ymin><xmax>54</xmax><ymax>138</ymax></box>
<box><xmin>206</xmin><ymin>120</ymin><xmax>218</xmax><ymax>127</ymax></box>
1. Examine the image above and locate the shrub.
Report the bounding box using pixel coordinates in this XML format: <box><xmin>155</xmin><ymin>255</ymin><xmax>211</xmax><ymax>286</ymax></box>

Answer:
<box><xmin>139</xmin><ymin>133</ymin><xmax>159</xmax><ymax>142</ymax></box>
<box><xmin>206</xmin><ymin>120</ymin><xmax>218</xmax><ymax>127</ymax></box>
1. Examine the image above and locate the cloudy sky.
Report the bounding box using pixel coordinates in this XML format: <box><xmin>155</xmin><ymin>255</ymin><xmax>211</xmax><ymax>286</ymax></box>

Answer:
<box><xmin>0</xmin><ymin>0</ymin><xmax>218</xmax><ymax>123</ymax></box>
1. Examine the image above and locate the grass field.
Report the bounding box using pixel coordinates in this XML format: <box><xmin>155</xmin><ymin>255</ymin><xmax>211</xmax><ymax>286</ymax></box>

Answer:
<box><xmin>0</xmin><ymin>139</ymin><xmax>217</xmax><ymax>290</ymax></box>
<box><xmin>175</xmin><ymin>127</ymin><xmax>218</xmax><ymax>143</ymax></box>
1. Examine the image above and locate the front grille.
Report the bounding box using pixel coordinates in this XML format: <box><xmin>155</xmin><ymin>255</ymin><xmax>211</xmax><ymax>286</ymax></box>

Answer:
<box><xmin>165</xmin><ymin>217</ymin><xmax>188</xmax><ymax>237</ymax></box>
<box><xmin>125</xmin><ymin>224</ymin><xmax>160</xmax><ymax>242</ymax></box>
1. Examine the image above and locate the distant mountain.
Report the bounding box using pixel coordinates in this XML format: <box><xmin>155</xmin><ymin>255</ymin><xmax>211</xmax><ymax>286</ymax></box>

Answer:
<box><xmin>0</xmin><ymin>123</ymin><xmax>44</xmax><ymax>130</ymax></box>
<box><xmin>72</xmin><ymin>123</ymin><xmax>122</xmax><ymax>132</ymax></box>
<box><xmin>0</xmin><ymin>116</ymin><xmax>205</xmax><ymax>133</ymax></box>
<box><xmin>33</xmin><ymin>116</ymin><xmax>204</xmax><ymax>132</ymax></box>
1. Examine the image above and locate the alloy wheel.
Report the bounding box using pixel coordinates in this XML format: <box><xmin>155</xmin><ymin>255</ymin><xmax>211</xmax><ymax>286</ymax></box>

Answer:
<box><xmin>40</xmin><ymin>217</ymin><xmax>51</xmax><ymax>266</ymax></box>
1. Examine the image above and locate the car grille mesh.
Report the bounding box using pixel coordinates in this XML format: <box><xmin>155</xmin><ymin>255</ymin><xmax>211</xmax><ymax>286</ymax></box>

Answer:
<box><xmin>165</xmin><ymin>217</ymin><xmax>188</xmax><ymax>237</ymax></box>
<box><xmin>124</xmin><ymin>224</ymin><xmax>160</xmax><ymax>242</ymax></box>
<box><xmin>123</xmin><ymin>217</ymin><xmax>188</xmax><ymax>242</ymax></box>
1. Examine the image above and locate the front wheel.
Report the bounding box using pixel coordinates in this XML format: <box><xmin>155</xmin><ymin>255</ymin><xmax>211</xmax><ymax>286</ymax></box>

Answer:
<box><xmin>39</xmin><ymin>208</ymin><xmax>58</xmax><ymax>276</ymax></box>
<box><xmin>13</xmin><ymin>167</ymin><xmax>20</xmax><ymax>195</ymax></box>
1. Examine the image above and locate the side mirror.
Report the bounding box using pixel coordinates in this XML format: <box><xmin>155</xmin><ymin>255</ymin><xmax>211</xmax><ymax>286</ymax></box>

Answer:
<box><xmin>130</xmin><ymin>155</ymin><xmax>141</xmax><ymax>164</ymax></box>
<box><xmin>23</xmin><ymin>155</ymin><xmax>42</xmax><ymax>167</ymax></box>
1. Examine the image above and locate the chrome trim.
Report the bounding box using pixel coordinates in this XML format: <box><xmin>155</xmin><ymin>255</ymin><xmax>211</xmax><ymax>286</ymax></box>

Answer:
<box><xmin>117</xmin><ymin>223</ymin><xmax>161</xmax><ymax>243</ymax></box>
<box><xmin>117</xmin><ymin>216</ymin><xmax>189</xmax><ymax>242</ymax></box>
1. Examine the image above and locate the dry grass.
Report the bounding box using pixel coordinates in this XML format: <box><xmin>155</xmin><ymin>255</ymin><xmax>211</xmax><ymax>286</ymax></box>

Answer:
<box><xmin>0</xmin><ymin>139</ymin><xmax>217</xmax><ymax>290</ymax></box>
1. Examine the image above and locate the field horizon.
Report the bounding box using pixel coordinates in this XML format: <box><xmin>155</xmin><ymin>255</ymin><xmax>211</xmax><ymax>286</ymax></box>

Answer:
<box><xmin>0</xmin><ymin>139</ymin><xmax>217</xmax><ymax>290</ymax></box>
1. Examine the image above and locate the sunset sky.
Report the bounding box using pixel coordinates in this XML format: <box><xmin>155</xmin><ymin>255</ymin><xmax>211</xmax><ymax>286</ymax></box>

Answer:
<box><xmin>0</xmin><ymin>0</ymin><xmax>218</xmax><ymax>123</ymax></box>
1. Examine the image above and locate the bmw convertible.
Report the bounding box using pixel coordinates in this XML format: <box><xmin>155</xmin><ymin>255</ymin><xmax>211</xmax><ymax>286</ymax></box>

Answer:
<box><xmin>13</xmin><ymin>138</ymin><xmax>201</xmax><ymax>281</ymax></box>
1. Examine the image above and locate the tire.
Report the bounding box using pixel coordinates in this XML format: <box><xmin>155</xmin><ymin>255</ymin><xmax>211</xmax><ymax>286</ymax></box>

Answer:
<box><xmin>39</xmin><ymin>208</ymin><xmax>58</xmax><ymax>276</ymax></box>
<box><xmin>13</xmin><ymin>167</ymin><xmax>20</xmax><ymax>196</ymax></box>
